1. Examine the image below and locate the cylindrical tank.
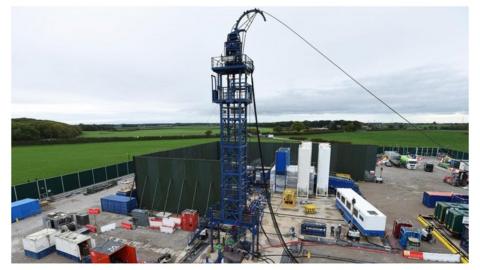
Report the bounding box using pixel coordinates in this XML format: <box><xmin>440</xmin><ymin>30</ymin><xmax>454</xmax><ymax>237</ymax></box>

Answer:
<box><xmin>316</xmin><ymin>143</ymin><xmax>331</xmax><ymax>196</ymax></box>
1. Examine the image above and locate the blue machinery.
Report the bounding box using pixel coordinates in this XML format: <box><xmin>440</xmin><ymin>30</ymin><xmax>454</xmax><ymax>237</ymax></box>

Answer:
<box><xmin>207</xmin><ymin>9</ymin><xmax>267</xmax><ymax>254</ymax></box>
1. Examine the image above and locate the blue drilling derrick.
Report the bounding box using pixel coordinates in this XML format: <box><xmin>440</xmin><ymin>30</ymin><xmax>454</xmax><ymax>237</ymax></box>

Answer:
<box><xmin>207</xmin><ymin>9</ymin><xmax>266</xmax><ymax>254</ymax></box>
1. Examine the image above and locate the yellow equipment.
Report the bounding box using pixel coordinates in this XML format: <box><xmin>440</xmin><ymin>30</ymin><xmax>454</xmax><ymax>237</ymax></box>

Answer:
<box><xmin>335</xmin><ymin>173</ymin><xmax>352</xmax><ymax>179</ymax></box>
<box><xmin>303</xmin><ymin>204</ymin><xmax>317</xmax><ymax>214</ymax></box>
<box><xmin>281</xmin><ymin>188</ymin><xmax>297</xmax><ymax>209</ymax></box>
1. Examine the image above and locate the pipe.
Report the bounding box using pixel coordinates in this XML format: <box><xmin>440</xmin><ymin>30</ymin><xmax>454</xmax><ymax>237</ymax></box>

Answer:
<box><xmin>417</xmin><ymin>216</ymin><xmax>468</xmax><ymax>263</ymax></box>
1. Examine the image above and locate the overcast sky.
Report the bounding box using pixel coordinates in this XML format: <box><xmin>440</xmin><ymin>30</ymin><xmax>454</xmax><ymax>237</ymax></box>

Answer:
<box><xmin>12</xmin><ymin>7</ymin><xmax>468</xmax><ymax>124</ymax></box>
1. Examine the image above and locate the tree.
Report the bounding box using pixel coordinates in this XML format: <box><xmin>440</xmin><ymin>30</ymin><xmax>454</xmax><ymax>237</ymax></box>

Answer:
<box><xmin>205</xmin><ymin>130</ymin><xmax>213</xmax><ymax>136</ymax></box>
<box><xmin>247</xmin><ymin>128</ymin><xmax>258</xmax><ymax>135</ymax></box>
<box><xmin>344</xmin><ymin>123</ymin><xmax>357</xmax><ymax>132</ymax></box>
<box><xmin>273</xmin><ymin>126</ymin><xmax>283</xmax><ymax>133</ymax></box>
<box><xmin>290</xmin><ymin>121</ymin><xmax>305</xmax><ymax>132</ymax></box>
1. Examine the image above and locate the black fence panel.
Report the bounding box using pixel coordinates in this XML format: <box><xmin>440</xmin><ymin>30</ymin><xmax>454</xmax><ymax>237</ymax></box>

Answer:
<box><xmin>79</xmin><ymin>170</ymin><xmax>94</xmax><ymax>187</ymax></box>
<box><xmin>93</xmin><ymin>168</ymin><xmax>107</xmax><ymax>183</ymax></box>
<box><xmin>45</xmin><ymin>176</ymin><xmax>63</xmax><ymax>196</ymax></box>
<box><xmin>12</xmin><ymin>187</ymin><xmax>17</xmax><ymax>202</ymax></box>
<box><xmin>117</xmin><ymin>162</ymin><xmax>128</xmax><ymax>176</ymax></box>
<box><xmin>14</xmin><ymin>182</ymin><xmax>38</xmax><ymax>200</ymax></box>
<box><xmin>63</xmin><ymin>173</ymin><xmax>80</xmax><ymax>192</ymax></box>
<box><xmin>106</xmin><ymin>165</ymin><xmax>118</xmax><ymax>180</ymax></box>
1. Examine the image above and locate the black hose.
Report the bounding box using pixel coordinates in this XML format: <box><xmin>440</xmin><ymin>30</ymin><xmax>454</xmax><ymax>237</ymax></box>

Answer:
<box><xmin>251</xmin><ymin>74</ymin><xmax>299</xmax><ymax>263</ymax></box>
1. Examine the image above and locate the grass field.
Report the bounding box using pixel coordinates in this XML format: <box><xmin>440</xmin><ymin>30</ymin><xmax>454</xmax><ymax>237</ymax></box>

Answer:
<box><xmin>12</xmin><ymin>129</ymin><xmax>468</xmax><ymax>185</ymax></box>
<box><xmin>80</xmin><ymin>125</ymin><xmax>273</xmax><ymax>138</ymax></box>
<box><xmin>293</xmin><ymin>130</ymin><xmax>468</xmax><ymax>152</ymax></box>
<box><xmin>12</xmin><ymin>138</ymin><xmax>218</xmax><ymax>185</ymax></box>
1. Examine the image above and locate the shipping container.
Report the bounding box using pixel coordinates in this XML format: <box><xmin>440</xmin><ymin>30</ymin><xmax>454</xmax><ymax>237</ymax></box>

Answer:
<box><xmin>90</xmin><ymin>239</ymin><xmax>138</xmax><ymax>263</ymax></box>
<box><xmin>100</xmin><ymin>195</ymin><xmax>137</xmax><ymax>215</ymax></box>
<box><xmin>55</xmin><ymin>231</ymin><xmax>94</xmax><ymax>262</ymax></box>
<box><xmin>445</xmin><ymin>208</ymin><xmax>468</xmax><ymax>234</ymax></box>
<box><xmin>422</xmin><ymin>191</ymin><xmax>453</xmax><ymax>208</ymax></box>
<box><xmin>434</xmin><ymin>202</ymin><xmax>468</xmax><ymax>223</ymax></box>
<box><xmin>23</xmin><ymin>228</ymin><xmax>59</xmax><ymax>259</ymax></box>
<box><xmin>12</xmin><ymin>198</ymin><xmax>41</xmax><ymax>222</ymax></box>
<box><xmin>116</xmin><ymin>189</ymin><xmax>137</xmax><ymax>197</ymax></box>
<box><xmin>329</xmin><ymin>175</ymin><xmax>361</xmax><ymax>195</ymax></box>
<box><xmin>451</xmin><ymin>194</ymin><xmax>469</xmax><ymax>204</ymax></box>
<box><xmin>275</xmin><ymin>148</ymin><xmax>291</xmax><ymax>175</ymax></box>
<box><xmin>460</xmin><ymin>225</ymin><xmax>469</xmax><ymax>253</ymax></box>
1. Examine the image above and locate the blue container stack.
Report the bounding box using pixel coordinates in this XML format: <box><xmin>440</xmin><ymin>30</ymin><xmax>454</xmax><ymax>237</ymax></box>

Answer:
<box><xmin>328</xmin><ymin>176</ymin><xmax>362</xmax><ymax>195</ymax></box>
<box><xmin>422</xmin><ymin>191</ymin><xmax>453</xmax><ymax>208</ymax></box>
<box><xmin>399</xmin><ymin>227</ymin><xmax>421</xmax><ymax>248</ymax></box>
<box><xmin>116</xmin><ymin>189</ymin><xmax>137</xmax><ymax>197</ymax></box>
<box><xmin>451</xmin><ymin>194</ymin><xmax>469</xmax><ymax>204</ymax></box>
<box><xmin>275</xmin><ymin>148</ymin><xmax>290</xmax><ymax>175</ymax></box>
<box><xmin>100</xmin><ymin>195</ymin><xmax>138</xmax><ymax>215</ymax></box>
<box><xmin>12</xmin><ymin>198</ymin><xmax>41</xmax><ymax>223</ymax></box>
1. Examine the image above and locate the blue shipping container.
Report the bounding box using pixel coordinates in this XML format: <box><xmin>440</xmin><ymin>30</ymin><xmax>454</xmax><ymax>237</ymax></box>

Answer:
<box><xmin>451</xmin><ymin>194</ymin><xmax>469</xmax><ymax>204</ymax></box>
<box><xmin>328</xmin><ymin>176</ymin><xmax>362</xmax><ymax>195</ymax></box>
<box><xmin>12</xmin><ymin>198</ymin><xmax>41</xmax><ymax>223</ymax></box>
<box><xmin>422</xmin><ymin>191</ymin><xmax>453</xmax><ymax>208</ymax></box>
<box><xmin>275</xmin><ymin>148</ymin><xmax>290</xmax><ymax>175</ymax></box>
<box><xmin>100</xmin><ymin>195</ymin><xmax>137</xmax><ymax>215</ymax></box>
<box><xmin>116</xmin><ymin>189</ymin><xmax>137</xmax><ymax>197</ymax></box>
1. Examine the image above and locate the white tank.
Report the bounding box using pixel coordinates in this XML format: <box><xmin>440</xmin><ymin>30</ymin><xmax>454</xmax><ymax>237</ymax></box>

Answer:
<box><xmin>297</xmin><ymin>141</ymin><xmax>312</xmax><ymax>197</ymax></box>
<box><xmin>316</xmin><ymin>143</ymin><xmax>331</xmax><ymax>196</ymax></box>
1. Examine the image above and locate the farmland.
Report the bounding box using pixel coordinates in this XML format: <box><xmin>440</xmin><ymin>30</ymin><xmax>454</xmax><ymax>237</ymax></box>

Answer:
<box><xmin>292</xmin><ymin>130</ymin><xmax>468</xmax><ymax>152</ymax></box>
<box><xmin>12</xmin><ymin>138</ymin><xmax>217</xmax><ymax>185</ymax></box>
<box><xmin>80</xmin><ymin>125</ymin><xmax>273</xmax><ymax>138</ymax></box>
<box><xmin>12</xmin><ymin>128</ymin><xmax>468</xmax><ymax>185</ymax></box>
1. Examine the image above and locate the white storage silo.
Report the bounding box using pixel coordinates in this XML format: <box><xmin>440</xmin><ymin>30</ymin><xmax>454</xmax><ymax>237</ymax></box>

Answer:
<box><xmin>297</xmin><ymin>141</ymin><xmax>312</xmax><ymax>197</ymax></box>
<box><xmin>316</xmin><ymin>143</ymin><xmax>331</xmax><ymax>196</ymax></box>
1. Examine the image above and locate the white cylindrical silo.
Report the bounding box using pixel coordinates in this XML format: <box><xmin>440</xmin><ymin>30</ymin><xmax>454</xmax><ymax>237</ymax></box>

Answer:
<box><xmin>316</xmin><ymin>143</ymin><xmax>331</xmax><ymax>196</ymax></box>
<box><xmin>297</xmin><ymin>141</ymin><xmax>312</xmax><ymax>197</ymax></box>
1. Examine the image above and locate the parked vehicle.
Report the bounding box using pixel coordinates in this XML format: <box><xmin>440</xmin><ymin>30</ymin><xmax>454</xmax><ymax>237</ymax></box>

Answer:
<box><xmin>385</xmin><ymin>151</ymin><xmax>401</xmax><ymax>167</ymax></box>
<box><xmin>400</xmin><ymin>155</ymin><xmax>417</xmax><ymax>170</ymax></box>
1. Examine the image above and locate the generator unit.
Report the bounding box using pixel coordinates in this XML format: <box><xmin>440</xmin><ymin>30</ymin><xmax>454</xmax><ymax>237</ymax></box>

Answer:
<box><xmin>301</xmin><ymin>221</ymin><xmax>327</xmax><ymax>237</ymax></box>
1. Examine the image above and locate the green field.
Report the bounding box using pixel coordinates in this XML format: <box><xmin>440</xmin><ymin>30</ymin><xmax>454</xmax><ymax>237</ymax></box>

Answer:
<box><xmin>80</xmin><ymin>125</ymin><xmax>273</xmax><ymax>138</ymax></box>
<box><xmin>12</xmin><ymin>138</ymin><xmax>218</xmax><ymax>185</ymax></box>
<box><xmin>12</xmin><ymin>129</ymin><xmax>468</xmax><ymax>185</ymax></box>
<box><xmin>293</xmin><ymin>130</ymin><xmax>468</xmax><ymax>152</ymax></box>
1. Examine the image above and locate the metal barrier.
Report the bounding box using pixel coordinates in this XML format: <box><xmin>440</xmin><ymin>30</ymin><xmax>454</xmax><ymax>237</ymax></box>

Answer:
<box><xmin>376</xmin><ymin>146</ymin><xmax>468</xmax><ymax>160</ymax></box>
<box><xmin>11</xmin><ymin>161</ymin><xmax>134</xmax><ymax>202</ymax></box>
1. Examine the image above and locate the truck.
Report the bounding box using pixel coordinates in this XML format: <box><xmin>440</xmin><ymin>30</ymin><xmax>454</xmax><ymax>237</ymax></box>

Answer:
<box><xmin>385</xmin><ymin>151</ymin><xmax>401</xmax><ymax>167</ymax></box>
<box><xmin>400</xmin><ymin>155</ymin><xmax>417</xmax><ymax>170</ymax></box>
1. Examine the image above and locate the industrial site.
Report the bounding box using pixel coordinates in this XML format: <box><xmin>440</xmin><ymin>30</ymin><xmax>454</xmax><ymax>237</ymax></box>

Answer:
<box><xmin>10</xmin><ymin>6</ymin><xmax>470</xmax><ymax>265</ymax></box>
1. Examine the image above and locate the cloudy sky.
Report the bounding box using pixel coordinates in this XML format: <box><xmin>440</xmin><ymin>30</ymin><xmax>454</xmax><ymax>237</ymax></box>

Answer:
<box><xmin>12</xmin><ymin>7</ymin><xmax>468</xmax><ymax>124</ymax></box>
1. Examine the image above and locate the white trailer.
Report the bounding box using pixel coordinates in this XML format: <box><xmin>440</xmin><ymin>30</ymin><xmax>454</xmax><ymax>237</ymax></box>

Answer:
<box><xmin>55</xmin><ymin>231</ymin><xmax>95</xmax><ymax>262</ymax></box>
<box><xmin>23</xmin><ymin>228</ymin><xmax>59</xmax><ymax>259</ymax></box>
<box><xmin>335</xmin><ymin>188</ymin><xmax>386</xmax><ymax>237</ymax></box>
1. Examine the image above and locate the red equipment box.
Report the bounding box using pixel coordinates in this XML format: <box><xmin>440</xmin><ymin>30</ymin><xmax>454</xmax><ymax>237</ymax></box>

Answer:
<box><xmin>121</xmin><ymin>222</ymin><xmax>133</xmax><ymax>230</ymax></box>
<box><xmin>90</xmin><ymin>240</ymin><xmax>138</xmax><ymax>263</ymax></box>
<box><xmin>392</xmin><ymin>219</ymin><xmax>413</xmax><ymax>239</ymax></box>
<box><xmin>88</xmin><ymin>208</ymin><xmax>101</xmax><ymax>215</ymax></box>
<box><xmin>85</xmin><ymin>224</ymin><xmax>97</xmax><ymax>233</ymax></box>
<box><xmin>181</xmin><ymin>209</ymin><xmax>199</xmax><ymax>232</ymax></box>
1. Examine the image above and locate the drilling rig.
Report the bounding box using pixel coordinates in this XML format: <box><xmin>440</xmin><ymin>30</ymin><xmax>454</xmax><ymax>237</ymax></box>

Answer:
<box><xmin>207</xmin><ymin>9</ymin><xmax>267</xmax><ymax>257</ymax></box>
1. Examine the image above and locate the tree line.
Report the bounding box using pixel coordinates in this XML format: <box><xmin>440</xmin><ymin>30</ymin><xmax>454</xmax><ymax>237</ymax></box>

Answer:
<box><xmin>12</xmin><ymin>118</ymin><xmax>82</xmax><ymax>141</ymax></box>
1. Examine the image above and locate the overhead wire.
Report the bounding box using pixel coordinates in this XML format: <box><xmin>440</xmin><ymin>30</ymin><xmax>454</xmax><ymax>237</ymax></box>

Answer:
<box><xmin>262</xmin><ymin>10</ymin><xmax>451</xmax><ymax>151</ymax></box>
